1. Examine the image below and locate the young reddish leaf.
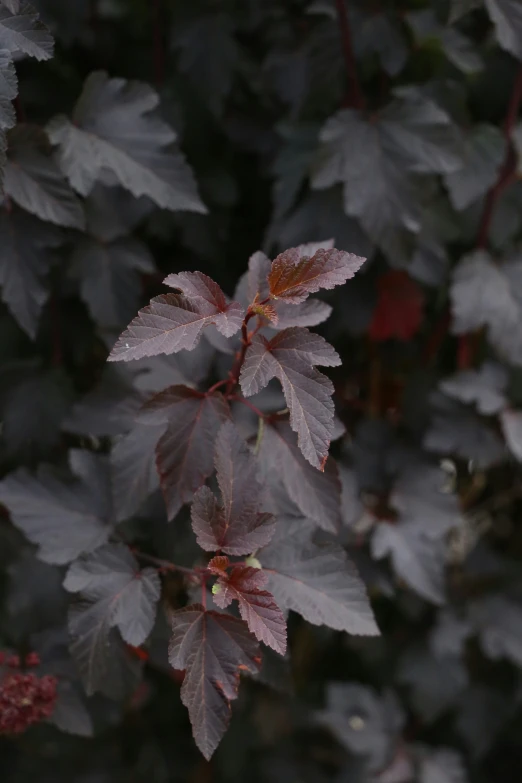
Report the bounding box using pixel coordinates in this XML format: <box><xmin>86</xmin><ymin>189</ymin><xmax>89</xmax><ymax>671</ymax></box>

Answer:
<box><xmin>213</xmin><ymin>566</ymin><xmax>287</xmax><ymax>654</ymax></box>
<box><xmin>268</xmin><ymin>246</ymin><xmax>366</xmax><ymax>304</ymax></box>
<box><xmin>139</xmin><ymin>385</ymin><xmax>230</xmax><ymax>520</ymax></box>
<box><xmin>108</xmin><ymin>271</ymin><xmax>243</xmax><ymax>362</ymax></box>
<box><xmin>369</xmin><ymin>270</ymin><xmax>425</xmax><ymax>342</ymax></box>
<box><xmin>163</xmin><ymin>271</ymin><xmax>244</xmax><ymax>337</ymax></box>
<box><xmin>169</xmin><ymin>604</ymin><xmax>261</xmax><ymax>760</ymax></box>
<box><xmin>240</xmin><ymin>327</ymin><xmax>340</xmax><ymax>469</ymax></box>
<box><xmin>208</xmin><ymin>555</ymin><xmax>230</xmax><ymax>576</ymax></box>
<box><xmin>191</xmin><ymin>421</ymin><xmax>276</xmax><ymax>554</ymax></box>
<box><xmin>259</xmin><ymin>419</ymin><xmax>342</xmax><ymax>532</ymax></box>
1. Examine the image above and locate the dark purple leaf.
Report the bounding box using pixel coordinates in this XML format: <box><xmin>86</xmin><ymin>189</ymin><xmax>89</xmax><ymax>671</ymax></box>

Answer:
<box><xmin>191</xmin><ymin>420</ymin><xmax>275</xmax><ymax>554</ymax></box>
<box><xmin>163</xmin><ymin>270</ymin><xmax>244</xmax><ymax>337</ymax></box>
<box><xmin>260</xmin><ymin>519</ymin><xmax>378</xmax><ymax>635</ymax></box>
<box><xmin>258</xmin><ymin>419</ymin><xmax>342</xmax><ymax>532</ymax></box>
<box><xmin>111</xmin><ymin>421</ymin><xmax>164</xmax><ymax>521</ymax></box>
<box><xmin>0</xmin><ymin>450</ymin><xmax>112</xmax><ymax>565</ymax></box>
<box><xmin>140</xmin><ymin>385</ymin><xmax>230</xmax><ymax>519</ymax></box>
<box><xmin>169</xmin><ymin>604</ymin><xmax>261</xmax><ymax>759</ymax></box>
<box><xmin>0</xmin><ymin>1</ymin><xmax>54</xmax><ymax>61</ymax></box>
<box><xmin>240</xmin><ymin>327</ymin><xmax>340</xmax><ymax>469</ymax></box>
<box><xmin>46</xmin><ymin>71</ymin><xmax>206</xmax><ymax>211</ymax></box>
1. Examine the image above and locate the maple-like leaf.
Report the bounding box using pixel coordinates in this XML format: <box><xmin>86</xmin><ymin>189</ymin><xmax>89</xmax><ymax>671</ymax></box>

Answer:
<box><xmin>139</xmin><ymin>386</ymin><xmax>230</xmax><ymax>520</ymax></box>
<box><xmin>108</xmin><ymin>292</ymin><xmax>242</xmax><ymax>363</ymax></box>
<box><xmin>258</xmin><ymin>419</ymin><xmax>342</xmax><ymax>531</ymax></box>
<box><xmin>169</xmin><ymin>604</ymin><xmax>261</xmax><ymax>759</ymax></box>
<box><xmin>240</xmin><ymin>327</ymin><xmax>340</xmax><ymax>469</ymax></box>
<box><xmin>46</xmin><ymin>71</ymin><xmax>206</xmax><ymax>211</ymax></box>
<box><xmin>213</xmin><ymin>565</ymin><xmax>287</xmax><ymax>654</ymax></box>
<box><xmin>369</xmin><ymin>270</ymin><xmax>424</xmax><ymax>342</ymax></box>
<box><xmin>444</xmin><ymin>125</ymin><xmax>505</xmax><ymax>211</ymax></box>
<box><xmin>485</xmin><ymin>0</ymin><xmax>522</xmax><ymax>60</ymax></box>
<box><xmin>191</xmin><ymin>420</ymin><xmax>275</xmax><ymax>554</ymax></box>
<box><xmin>163</xmin><ymin>271</ymin><xmax>243</xmax><ymax>337</ymax></box>
<box><xmin>111</xmin><ymin>421</ymin><xmax>164</xmax><ymax>521</ymax></box>
<box><xmin>267</xmin><ymin>246</ymin><xmax>365</xmax><ymax>304</ymax></box>
<box><xmin>4</xmin><ymin>124</ymin><xmax>85</xmax><ymax>228</ymax></box>
<box><xmin>0</xmin><ymin>450</ymin><xmax>112</xmax><ymax>565</ymax></box>
<box><xmin>260</xmin><ymin>519</ymin><xmax>378</xmax><ymax>635</ymax></box>
<box><xmin>0</xmin><ymin>1</ymin><xmax>54</xmax><ymax>61</ymax></box>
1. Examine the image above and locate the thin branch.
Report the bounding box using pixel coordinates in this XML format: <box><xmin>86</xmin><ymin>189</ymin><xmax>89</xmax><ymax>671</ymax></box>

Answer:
<box><xmin>476</xmin><ymin>62</ymin><xmax>522</xmax><ymax>249</ymax></box>
<box><xmin>334</xmin><ymin>0</ymin><xmax>365</xmax><ymax>109</ymax></box>
<box><xmin>131</xmin><ymin>548</ymin><xmax>197</xmax><ymax>577</ymax></box>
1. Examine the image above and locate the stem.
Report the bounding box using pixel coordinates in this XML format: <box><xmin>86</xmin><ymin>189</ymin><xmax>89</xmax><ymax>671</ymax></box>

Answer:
<box><xmin>225</xmin><ymin>310</ymin><xmax>257</xmax><ymax>395</ymax></box>
<box><xmin>206</xmin><ymin>378</ymin><xmax>229</xmax><ymax>395</ymax></box>
<box><xmin>131</xmin><ymin>548</ymin><xmax>196</xmax><ymax>576</ymax></box>
<box><xmin>254</xmin><ymin>417</ymin><xmax>265</xmax><ymax>455</ymax></box>
<box><xmin>476</xmin><ymin>63</ymin><xmax>522</xmax><ymax>249</ymax></box>
<box><xmin>334</xmin><ymin>0</ymin><xmax>365</xmax><ymax>109</ymax></box>
<box><xmin>201</xmin><ymin>574</ymin><xmax>207</xmax><ymax>610</ymax></box>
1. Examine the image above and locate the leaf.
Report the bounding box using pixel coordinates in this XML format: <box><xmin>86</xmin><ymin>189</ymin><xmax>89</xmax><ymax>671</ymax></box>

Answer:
<box><xmin>169</xmin><ymin>604</ymin><xmax>261</xmax><ymax>760</ymax></box>
<box><xmin>71</xmin><ymin>236</ymin><xmax>155</xmax><ymax>329</ymax></box>
<box><xmin>48</xmin><ymin>680</ymin><xmax>93</xmax><ymax>737</ymax></box>
<box><xmin>369</xmin><ymin>270</ymin><xmax>425</xmax><ymax>342</ymax></box>
<box><xmin>352</xmin><ymin>9</ymin><xmax>408</xmax><ymax>77</ymax></box>
<box><xmin>267</xmin><ymin>246</ymin><xmax>365</xmax><ymax>304</ymax></box>
<box><xmin>258</xmin><ymin>419</ymin><xmax>342</xmax><ymax>531</ymax></box>
<box><xmin>371</xmin><ymin>522</ymin><xmax>446</xmax><ymax>604</ymax></box>
<box><xmin>0</xmin><ymin>207</ymin><xmax>61</xmax><ymax>338</ymax></box>
<box><xmin>4</xmin><ymin>124</ymin><xmax>85</xmax><ymax>228</ymax></box>
<box><xmin>111</xmin><ymin>421</ymin><xmax>164</xmax><ymax>521</ymax></box>
<box><xmin>445</xmin><ymin>126</ymin><xmax>506</xmax><ymax>211</ymax></box>
<box><xmin>64</xmin><ymin>543</ymin><xmax>160</xmax><ymax>647</ymax></box>
<box><xmin>0</xmin><ymin>1</ymin><xmax>54</xmax><ymax>60</ymax></box>
<box><xmin>0</xmin><ymin>450</ymin><xmax>112</xmax><ymax>565</ymax></box>
<box><xmin>397</xmin><ymin>648</ymin><xmax>468</xmax><ymax>721</ymax></box>
<box><xmin>191</xmin><ymin>421</ymin><xmax>275</xmax><ymax>555</ymax></box>
<box><xmin>418</xmin><ymin>747</ymin><xmax>468</xmax><ymax>783</ymax></box>
<box><xmin>139</xmin><ymin>386</ymin><xmax>229</xmax><ymax>520</ymax></box>
<box><xmin>470</xmin><ymin>594</ymin><xmax>522</xmax><ymax>666</ymax></box>
<box><xmin>68</xmin><ymin>609</ymin><xmax>141</xmax><ymax>700</ymax></box>
<box><xmin>440</xmin><ymin>362</ymin><xmax>508</xmax><ymax>415</ymax></box>
<box><xmin>46</xmin><ymin>71</ymin><xmax>206</xmax><ymax>211</ymax></box>
<box><xmin>260</xmin><ymin>519</ymin><xmax>378</xmax><ymax>635</ymax></box>
<box><xmin>485</xmin><ymin>0</ymin><xmax>522</xmax><ymax>60</ymax></box>
<box><xmin>213</xmin><ymin>565</ymin><xmax>287</xmax><ymax>654</ymax></box>
<box><xmin>163</xmin><ymin>271</ymin><xmax>243</xmax><ymax>337</ymax></box>
<box><xmin>424</xmin><ymin>392</ymin><xmax>507</xmax><ymax>469</ymax></box>
<box><xmin>449</xmin><ymin>0</ymin><xmax>482</xmax><ymax>23</ymax></box>
<box><xmin>319</xmin><ymin>683</ymin><xmax>403</xmax><ymax>771</ymax></box>
<box><xmin>450</xmin><ymin>250</ymin><xmax>518</xmax><ymax>335</ymax></box>
<box><xmin>500</xmin><ymin>408</ymin><xmax>522</xmax><ymax>461</ymax></box>
<box><xmin>407</xmin><ymin>9</ymin><xmax>482</xmax><ymax>74</ymax></box>
<box><xmin>312</xmin><ymin>92</ymin><xmax>462</xmax><ymax>255</ymax></box>
<box><xmin>240</xmin><ymin>327</ymin><xmax>340</xmax><ymax>468</ymax></box>
<box><xmin>108</xmin><ymin>272</ymin><xmax>243</xmax><ymax>362</ymax></box>
<box><xmin>0</xmin><ymin>49</ymin><xmax>16</xmax><ymax>132</ymax></box>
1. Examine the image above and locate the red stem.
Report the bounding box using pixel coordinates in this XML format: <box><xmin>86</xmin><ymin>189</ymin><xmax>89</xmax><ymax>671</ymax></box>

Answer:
<box><xmin>228</xmin><ymin>395</ymin><xmax>266</xmax><ymax>420</ymax></box>
<box><xmin>334</xmin><ymin>0</ymin><xmax>365</xmax><ymax>109</ymax></box>
<box><xmin>131</xmin><ymin>548</ymin><xmax>197</xmax><ymax>577</ymax></box>
<box><xmin>225</xmin><ymin>310</ymin><xmax>257</xmax><ymax>395</ymax></box>
<box><xmin>476</xmin><ymin>63</ymin><xmax>522</xmax><ymax>249</ymax></box>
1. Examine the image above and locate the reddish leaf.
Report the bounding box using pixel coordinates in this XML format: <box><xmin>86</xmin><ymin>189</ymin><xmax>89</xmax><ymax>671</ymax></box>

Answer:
<box><xmin>369</xmin><ymin>270</ymin><xmax>424</xmax><ymax>342</ymax></box>
<box><xmin>213</xmin><ymin>565</ymin><xmax>287</xmax><ymax>655</ymax></box>
<box><xmin>169</xmin><ymin>604</ymin><xmax>261</xmax><ymax>760</ymax></box>
<box><xmin>240</xmin><ymin>327</ymin><xmax>340</xmax><ymax>469</ymax></box>
<box><xmin>208</xmin><ymin>555</ymin><xmax>230</xmax><ymax>575</ymax></box>
<box><xmin>163</xmin><ymin>271</ymin><xmax>243</xmax><ymax>337</ymax></box>
<box><xmin>191</xmin><ymin>421</ymin><xmax>275</xmax><ymax>554</ymax></box>
<box><xmin>139</xmin><ymin>386</ymin><xmax>230</xmax><ymax>520</ymax></box>
<box><xmin>268</xmin><ymin>247</ymin><xmax>366</xmax><ymax>304</ymax></box>
<box><xmin>108</xmin><ymin>270</ymin><xmax>243</xmax><ymax>362</ymax></box>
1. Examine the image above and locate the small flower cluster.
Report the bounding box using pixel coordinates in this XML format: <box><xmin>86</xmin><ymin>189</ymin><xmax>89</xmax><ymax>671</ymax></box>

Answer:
<box><xmin>0</xmin><ymin>651</ymin><xmax>57</xmax><ymax>735</ymax></box>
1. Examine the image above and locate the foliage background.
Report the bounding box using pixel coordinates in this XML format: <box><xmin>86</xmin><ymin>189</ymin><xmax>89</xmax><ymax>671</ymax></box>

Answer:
<box><xmin>2</xmin><ymin>0</ymin><xmax>522</xmax><ymax>781</ymax></box>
